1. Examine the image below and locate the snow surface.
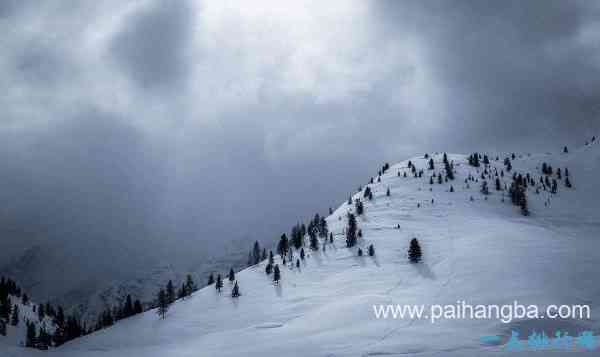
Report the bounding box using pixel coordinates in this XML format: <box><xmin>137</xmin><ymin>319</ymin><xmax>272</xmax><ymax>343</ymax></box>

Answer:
<box><xmin>3</xmin><ymin>143</ymin><xmax>600</xmax><ymax>357</ymax></box>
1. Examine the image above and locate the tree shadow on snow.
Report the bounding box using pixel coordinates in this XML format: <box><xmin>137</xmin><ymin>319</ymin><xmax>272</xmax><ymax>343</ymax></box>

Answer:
<box><xmin>413</xmin><ymin>262</ymin><xmax>436</xmax><ymax>279</ymax></box>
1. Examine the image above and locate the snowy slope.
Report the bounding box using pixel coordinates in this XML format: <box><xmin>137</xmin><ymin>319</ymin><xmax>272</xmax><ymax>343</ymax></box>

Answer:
<box><xmin>3</xmin><ymin>141</ymin><xmax>600</xmax><ymax>357</ymax></box>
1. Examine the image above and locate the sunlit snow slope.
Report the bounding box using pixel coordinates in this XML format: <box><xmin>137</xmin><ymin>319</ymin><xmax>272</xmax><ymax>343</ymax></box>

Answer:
<box><xmin>4</xmin><ymin>142</ymin><xmax>600</xmax><ymax>357</ymax></box>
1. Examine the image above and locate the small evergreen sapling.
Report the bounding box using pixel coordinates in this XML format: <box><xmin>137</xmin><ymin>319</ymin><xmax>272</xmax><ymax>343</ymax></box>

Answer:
<box><xmin>408</xmin><ymin>238</ymin><xmax>422</xmax><ymax>263</ymax></box>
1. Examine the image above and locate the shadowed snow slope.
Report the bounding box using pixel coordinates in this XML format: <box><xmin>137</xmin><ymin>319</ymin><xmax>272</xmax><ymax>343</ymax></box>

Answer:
<box><xmin>3</xmin><ymin>142</ymin><xmax>600</xmax><ymax>357</ymax></box>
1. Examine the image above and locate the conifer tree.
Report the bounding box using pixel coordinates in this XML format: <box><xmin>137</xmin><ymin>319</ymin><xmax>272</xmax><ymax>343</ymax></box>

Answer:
<box><xmin>10</xmin><ymin>304</ymin><xmax>19</xmax><ymax>326</ymax></box>
<box><xmin>185</xmin><ymin>274</ymin><xmax>196</xmax><ymax>296</ymax></box>
<box><xmin>296</xmin><ymin>259</ymin><xmax>300</xmax><ymax>268</ymax></box>
<box><xmin>450</xmin><ymin>185</ymin><xmax>454</xmax><ymax>192</ymax></box>
<box><xmin>228</xmin><ymin>268</ymin><xmax>235</xmax><ymax>283</ymax></box>
<box><xmin>277</xmin><ymin>234</ymin><xmax>289</xmax><ymax>257</ymax></box>
<box><xmin>565</xmin><ymin>177</ymin><xmax>572</xmax><ymax>188</ymax></box>
<box><xmin>0</xmin><ymin>319</ymin><xmax>5</xmax><ymax>337</ymax></box>
<box><xmin>252</xmin><ymin>241</ymin><xmax>261</xmax><ymax>265</ymax></box>
<box><xmin>428</xmin><ymin>158</ymin><xmax>434</xmax><ymax>170</ymax></box>
<box><xmin>123</xmin><ymin>295</ymin><xmax>134</xmax><ymax>318</ymax></box>
<box><xmin>268</xmin><ymin>250</ymin><xmax>274</xmax><ymax>265</ymax></box>
<box><xmin>207</xmin><ymin>273</ymin><xmax>215</xmax><ymax>286</ymax></box>
<box><xmin>300</xmin><ymin>248</ymin><xmax>305</xmax><ymax>260</ymax></box>
<box><xmin>215</xmin><ymin>274</ymin><xmax>223</xmax><ymax>293</ymax></box>
<box><xmin>156</xmin><ymin>289</ymin><xmax>168</xmax><ymax>319</ymax></box>
<box><xmin>357</xmin><ymin>248</ymin><xmax>363</xmax><ymax>256</ymax></box>
<box><xmin>355</xmin><ymin>199</ymin><xmax>364</xmax><ymax>215</ymax></box>
<box><xmin>408</xmin><ymin>238</ymin><xmax>422</xmax><ymax>263</ymax></box>
<box><xmin>368</xmin><ymin>244</ymin><xmax>375</xmax><ymax>256</ymax></box>
<box><xmin>481</xmin><ymin>180</ymin><xmax>489</xmax><ymax>195</ymax></box>
<box><xmin>346</xmin><ymin>213</ymin><xmax>358</xmax><ymax>247</ymax></box>
<box><xmin>231</xmin><ymin>281</ymin><xmax>240</xmax><ymax>298</ymax></box>
<box><xmin>563</xmin><ymin>146</ymin><xmax>568</xmax><ymax>153</ymax></box>
<box><xmin>134</xmin><ymin>300</ymin><xmax>143</xmax><ymax>314</ymax></box>
<box><xmin>386</xmin><ymin>187</ymin><xmax>390</xmax><ymax>196</ymax></box>
<box><xmin>265</xmin><ymin>263</ymin><xmax>272</xmax><ymax>275</ymax></box>
<box><xmin>273</xmin><ymin>265</ymin><xmax>281</xmax><ymax>285</ymax></box>
<box><xmin>329</xmin><ymin>232</ymin><xmax>333</xmax><ymax>243</ymax></box>
<box><xmin>26</xmin><ymin>321</ymin><xmax>37</xmax><ymax>347</ymax></box>
<box><xmin>166</xmin><ymin>280</ymin><xmax>175</xmax><ymax>304</ymax></box>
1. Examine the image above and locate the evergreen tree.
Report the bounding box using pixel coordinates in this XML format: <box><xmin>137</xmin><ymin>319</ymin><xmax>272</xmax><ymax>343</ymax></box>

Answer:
<box><xmin>26</xmin><ymin>321</ymin><xmax>37</xmax><ymax>347</ymax></box>
<box><xmin>300</xmin><ymin>248</ymin><xmax>305</xmax><ymax>260</ymax></box>
<box><xmin>265</xmin><ymin>263</ymin><xmax>272</xmax><ymax>275</ymax></box>
<box><xmin>133</xmin><ymin>300</ymin><xmax>143</xmax><ymax>314</ymax></box>
<box><xmin>408</xmin><ymin>238</ymin><xmax>422</xmax><ymax>263</ymax></box>
<box><xmin>481</xmin><ymin>180</ymin><xmax>489</xmax><ymax>195</ymax></box>
<box><xmin>22</xmin><ymin>293</ymin><xmax>29</xmax><ymax>305</ymax></box>
<box><xmin>357</xmin><ymin>248</ymin><xmax>363</xmax><ymax>256</ymax></box>
<box><xmin>346</xmin><ymin>213</ymin><xmax>358</xmax><ymax>247</ymax></box>
<box><xmin>215</xmin><ymin>274</ymin><xmax>223</xmax><ymax>293</ymax></box>
<box><xmin>428</xmin><ymin>158</ymin><xmax>434</xmax><ymax>170</ymax></box>
<box><xmin>252</xmin><ymin>241</ymin><xmax>261</xmax><ymax>265</ymax></box>
<box><xmin>166</xmin><ymin>280</ymin><xmax>175</xmax><ymax>304</ymax></box>
<box><xmin>309</xmin><ymin>231</ymin><xmax>319</xmax><ymax>250</ymax></box>
<box><xmin>123</xmin><ymin>295</ymin><xmax>134</xmax><ymax>318</ymax></box>
<box><xmin>0</xmin><ymin>319</ymin><xmax>5</xmax><ymax>337</ymax></box>
<box><xmin>368</xmin><ymin>244</ymin><xmax>375</xmax><ymax>256</ymax></box>
<box><xmin>563</xmin><ymin>146</ymin><xmax>568</xmax><ymax>153</ymax></box>
<box><xmin>495</xmin><ymin>177</ymin><xmax>502</xmax><ymax>191</ymax></box>
<box><xmin>268</xmin><ymin>250</ymin><xmax>274</xmax><ymax>265</ymax></box>
<box><xmin>273</xmin><ymin>265</ymin><xmax>281</xmax><ymax>285</ymax></box>
<box><xmin>450</xmin><ymin>185</ymin><xmax>454</xmax><ymax>192</ymax></box>
<box><xmin>565</xmin><ymin>177</ymin><xmax>572</xmax><ymax>188</ymax></box>
<box><xmin>185</xmin><ymin>274</ymin><xmax>196</xmax><ymax>296</ymax></box>
<box><xmin>37</xmin><ymin>303</ymin><xmax>45</xmax><ymax>322</ymax></box>
<box><xmin>10</xmin><ymin>304</ymin><xmax>19</xmax><ymax>326</ymax></box>
<box><xmin>207</xmin><ymin>273</ymin><xmax>215</xmax><ymax>286</ymax></box>
<box><xmin>156</xmin><ymin>289</ymin><xmax>169</xmax><ymax>319</ymax></box>
<box><xmin>231</xmin><ymin>281</ymin><xmax>240</xmax><ymax>298</ymax></box>
<box><xmin>329</xmin><ymin>233</ymin><xmax>333</xmax><ymax>243</ymax></box>
<box><xmin>277</xmin><ymin>234</ymin><xmax>289</xmax><ymax>257</ymax></box>
<box><xmin>355</xmin><ymin>199</ymin><xmax>364</xmax><ymax>215</ymax></box>
<box><xmin>296</xmin><ymin>259</ymin><xmax>300</xmax><ymax>268</ymax></box>
<box><xmin>386</xmin><ymin>187</ymin><xmax>390</xmax><ymax>196</ymax></box>
<box><xmin>228</xmin><ymin>268</ymin><xmax>235</xmax><ymax>283</ymax></box>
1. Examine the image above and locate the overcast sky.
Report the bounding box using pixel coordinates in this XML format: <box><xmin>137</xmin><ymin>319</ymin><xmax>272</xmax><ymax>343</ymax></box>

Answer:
<box><xmin>1</xmin><ymin>1</ymin><xmax>599</xmax><ymax>297</ymax></box>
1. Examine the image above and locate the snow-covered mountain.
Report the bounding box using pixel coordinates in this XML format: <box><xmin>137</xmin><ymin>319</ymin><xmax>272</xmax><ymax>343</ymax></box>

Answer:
<box><xmin>3</xmin><ymin>139</ymin><xmax>600</xmax><ymax>356</ymax></box>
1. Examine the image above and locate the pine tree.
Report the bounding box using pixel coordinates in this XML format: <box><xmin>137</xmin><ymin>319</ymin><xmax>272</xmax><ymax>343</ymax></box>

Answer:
<box><xmin>386</xmin><ymin>187</ymin><xmax>390</xmax><ymax>196</ymax></box>
<box><xmin>368</xmin><ymin>244</ymin><xmax>375</xmax><ymax>256</ymax></box>
<box><xmin>273</xmin><ymin>265</ymin><xmax>281</xmax><ymax>285</ymax></box>
<box><xmin>252</xmin><ymin>241</ymin><xmax>261</xmax><ymax>265</ymax></box>
<box><xmin>346</xmin><ymin>213</ymin><xmax>358</xmax><ymax>247</ymax></box>
<box><xmin>428</xmin><ymin>158</ymin><xmax>434</xmax><ymax>170</ymax></box>
<box><xmin>215</xmin><ymin>274</ymin><xmax>223</xmax><ymax>293</ymax></box>
<box><xmin>123</xmin><ymin>295</ymin><xmax>134</xmax><ymax>318</ymax></box>
<box><xmin>329</xmin><ymin>232</ymin><xmax>333</xmax><ymax>243</ymax></box>
<box><xmin>563</xmin><ymin>146</ymin><xmax>568</xmax><ymax>153</ymax></box>
<box><xmin>134</xmin><ymin>300</ymin><xmax>143</xmax><ymax>314</ymax></box>
<box><xmin>357</xmin><ymin>248</ymin><xmax>363</xmax><ymax>256</ymax></box>
<box><xmin>565</xmin><ymin>177</ymin><xmax>572</xmax><ymax>188</ymax></box>
<box><xmin>228</xmin><ymin>268</ymin><xmax>235</xmax><ymax>283</ymax></box>
<box><xmin>268</xmin><ymin>250</ymin><xmax>274</xmax><ymax>265</ymax></box>
<box><xmin>277</xmin><ymin>234</ymin><xmax>289</xmax><ymax>257</ymax></box>
<box><xmin>355</xmin><ymin>199</ymin><xmax>364</xmax><ymax>215</ymax></box>
<box><xmin>185</xmin><ymin>274</ymin><xmax>196</xmax><ymax>296</ymax></box>
<box><xmin>156</xmin><ymin>289</ymin><xmax>168</xmax><ymax>319</ymax></box>
<box><xmin>408</xmin><ymin>238</ymin><xmax>422</xmax><ymax>263</ymax></box>
<box><xmin>481</xmin><ymin>180</ymin><xmax>489</xmax><ymax>195</ymax></box>
<box><xmin>231</xmin><ymin>281</ymin><xmax>240</xmax><ymax>298</ymax></box>
<box><xmin>166</xmin><ymin>280</ymin><xmax>175</xmax><ymax>304</ymax></box>
<box><xmin>207</xmin><ymin>273</ymin><xmax>215</xmax><ymax>286</ymax></box>
<box><xmin>0</xmin><ymin>319</ymin><xmax>5</xmax><ymax>337</ymax></box>
<box><xmin>265</xmin><ymin>263</ymin><xmax>272</xmax><ymax>275</ymax></box>
<box><xmin>26</xmin><ymin>321</ymin><xmax>37</xmax><ymax>347</ymax></box>
<box><xmin>300</xmin><ymin>248</ymin><xmax>305</xmax><ymax>260</ymax></box>
<box><xmin>10</xmin><ymin>304</ymin><xmax>19</xmax><ymax>326</ymax></box>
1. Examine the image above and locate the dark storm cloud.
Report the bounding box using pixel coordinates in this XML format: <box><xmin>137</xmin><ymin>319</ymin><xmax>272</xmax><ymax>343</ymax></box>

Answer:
<box><xmin>371</xmin><ymin>0</ymin><xmax>600</xmax><ymax>149</ymax></box>
<box><xmin>109</xmin><ymin>0</ymin><xmax>195</xmax><ymax>91</ymax></box>
<box><xmin>0</xmin><ymin>0</ymin><xmax>599</xmax><ymax>300</ymax></box>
